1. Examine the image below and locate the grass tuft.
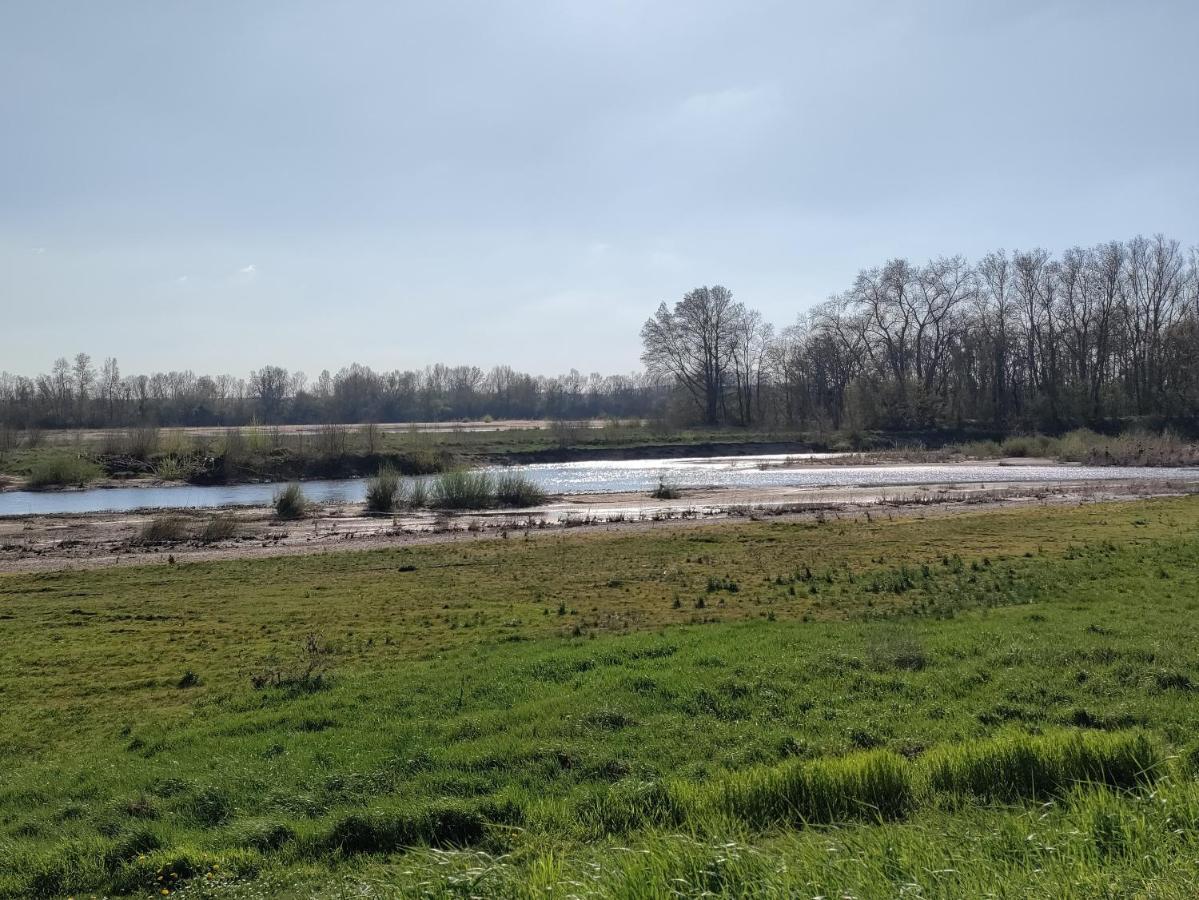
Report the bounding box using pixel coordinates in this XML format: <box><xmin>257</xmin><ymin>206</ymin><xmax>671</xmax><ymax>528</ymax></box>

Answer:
<box><xmin>364</xmin><ymin>466</ymin><xmax>404</xmax><ymax>513</ymax></box>
<box><xmin>493</xmin><ymin>471</ymin><xmax>547</xmax><ymax>507</ymax></box>
<box><xmin>273</xmin><ymin>483</ymin><xmax>307</xmax><ymax>519</ymax></box>
<box><xmin>197</xmin><ymin>514</ymin><xmax>239</xmax><ymax>543</ymax></box>
<box><xmin>137</xmin><ymin>516</ymin><xmax>188</xmax><ymax>544</ymax></box>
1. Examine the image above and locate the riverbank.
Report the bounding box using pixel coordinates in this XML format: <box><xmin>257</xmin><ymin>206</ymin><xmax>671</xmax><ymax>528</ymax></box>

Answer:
<box><xmin>4</xmin><ymin>476</ymin><xmax>1196</xmax><ymax>574</ymax></box>
<box><xmin>4</xmin><ymin>424</ymin><xmax>1197</xmax><ymax>495</ymax></box>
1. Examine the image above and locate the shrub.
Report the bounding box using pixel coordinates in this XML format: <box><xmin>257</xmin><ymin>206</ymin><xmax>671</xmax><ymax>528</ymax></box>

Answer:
<box><xmin>273</xmin><ymin>483</ymin><xmax>307</xmax><ymax>519</ymax></box>
<box><xmin>651</xmin><ymin>481</ymin><xmax>682</xmax><ymax>500</ymax></box>
<box><xmin>365</xmin><ymin>466</ymin><xmax>404</xmax><ymax>512</ymax></box>
<box><xmin>197</xmin><ymin>514</ymin><xmax>239</xmax><ymax>543</ymax></box>
<box><xmin>431</xmin><ymin>471</ymin><xmax>495</xmax><ymax>509</ymax></box>
<box><xmin>137</xmin><ymin>516</ymin><xmax>189</xmax><ymax>544</ymax></box>
<box><xmin>494</xmin><ymin>471</ymin><xmax>546</xmax><ymax>507</ymax></box>
<box><xmin>26</xmin><ymin>454</ymin><xmax>102</xmax><ymax>488</ymax></box>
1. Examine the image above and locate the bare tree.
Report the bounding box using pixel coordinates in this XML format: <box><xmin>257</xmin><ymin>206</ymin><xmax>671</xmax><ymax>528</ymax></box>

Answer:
<box><xmin>641</xmin><ymin>285</ymin><xmax>745</xmax><ymax>425</ymax></box>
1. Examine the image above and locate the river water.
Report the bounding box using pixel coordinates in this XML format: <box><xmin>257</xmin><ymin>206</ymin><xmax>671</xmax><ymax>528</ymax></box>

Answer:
<box><xmin>1</xmin><ymin>454</ymin><xmax>1196</xmax><ymax>516</ymax></box>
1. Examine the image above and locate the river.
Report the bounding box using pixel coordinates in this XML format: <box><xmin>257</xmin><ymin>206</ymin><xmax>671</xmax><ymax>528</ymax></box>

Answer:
<box><xmin>1</xmin><ymin>454</ymin><xmax>1196</xmax><ymax>516</ymax></box>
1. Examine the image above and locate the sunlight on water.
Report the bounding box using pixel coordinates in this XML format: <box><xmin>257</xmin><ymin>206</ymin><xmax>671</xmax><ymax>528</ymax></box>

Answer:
<box><xmin>1</xmin><ymin>454</ymin><xmax>1196</xmax><ymax>516</ymax></box>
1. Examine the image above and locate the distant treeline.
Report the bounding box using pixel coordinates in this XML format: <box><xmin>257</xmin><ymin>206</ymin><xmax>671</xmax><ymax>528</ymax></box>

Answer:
<box><xmin>0</xmin><ymin>362</ymin><xmax>666</xmax><ymax>429</ymax></box>
<box><xmin>3</xmin><ymin>233</ymin><xmax>1196</xmax><ymax>434</ymax></box>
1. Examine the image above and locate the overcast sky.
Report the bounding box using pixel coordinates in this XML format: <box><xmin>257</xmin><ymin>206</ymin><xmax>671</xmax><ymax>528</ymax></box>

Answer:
<box><xmin>2</xmin><ymin>1</ymin><xmax>1197</xmax><ymax>379</ymax></box>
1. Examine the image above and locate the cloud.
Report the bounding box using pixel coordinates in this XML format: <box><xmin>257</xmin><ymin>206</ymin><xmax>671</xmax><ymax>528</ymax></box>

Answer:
<box><xmin>238</xmin><ymin>263</ymin><xmax>257</xmax><ymax>274</ymax></box>
<box><xmin>673</xmin><ymin>84</ymin><xmax>783</xmax><ymax>127</ymax></box>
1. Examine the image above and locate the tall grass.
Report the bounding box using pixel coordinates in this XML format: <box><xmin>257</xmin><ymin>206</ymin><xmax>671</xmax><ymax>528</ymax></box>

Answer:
<box><xmin>493</xmin><ymin>471</ymin><xmax>546</xmax><ymax>507</ymax></box>
<box><xmin>26</xmin><ymin>454</ymin><xmax>102</xmax><ymax>488</ymax></box>
<box><xmin>273</xmin><ymin>483</ymin><xmax>307</xmax><ymax>519</ymax></box>
<box><xmin>137</xmin><ymin>516</ymin><xmax>189</xmax><ymax>544</ymax></box>
<box><xmin>408</xmin><ymin>477</ymin><xmax>430</xmax><ymax>509</ymax></box>
<box><xmin>430</xmin><ymin>470</ymin><xmax>547</xmax><ymax>509</ymax></box>
<box><xmin>197</xmin><ymin>514</ymin><xmax>239</xmax><ymax>543</ymax></box>
<box><xmin>432</xmin><ymin>471</ymin><xmax>496</xmax><ymax>509</ymax></box>
<box><xmin>364</xmin><ymin>466</ymin><xmax>404</xmax><ymax>512</ymax></box>
<box><xmin>712</xmin><ymin>749</ymin><xmax>916</xmax><ymax>827</ymax></box>
<box><xmin>924</xmin><ymin>729</ymin><xmax>1162</xmax><ymax>802</ymax></box>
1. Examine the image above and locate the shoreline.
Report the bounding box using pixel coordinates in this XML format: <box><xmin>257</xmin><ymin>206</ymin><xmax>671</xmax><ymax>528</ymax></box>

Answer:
<box><xmin>3</xmin><ymin>478</ymin><xmax>1196</xmax><ymax>574</ymax></box>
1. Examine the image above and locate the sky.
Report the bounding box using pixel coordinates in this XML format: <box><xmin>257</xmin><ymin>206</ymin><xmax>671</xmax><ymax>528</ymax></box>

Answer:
<box><xmin>2</xmin><ymin>0</ymin><xmax>1197</xmax><ymax>380</ymax></box>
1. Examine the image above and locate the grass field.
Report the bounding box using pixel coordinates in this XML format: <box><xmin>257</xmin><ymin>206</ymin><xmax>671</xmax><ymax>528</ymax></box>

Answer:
<box><xmin>4</xmin><ymin>499</ymin><xmax>1199</xmax><ymax>897</ymax></box>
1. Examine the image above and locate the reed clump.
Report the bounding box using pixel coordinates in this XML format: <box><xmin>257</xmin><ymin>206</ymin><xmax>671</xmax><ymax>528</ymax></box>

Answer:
<box><xmin>364</xmin><ymin>466</ymin><xmax>404</xmax><ymax>512</ymax></box>
<box><xmin>273</xmin><ymin>483</ymin><xmax>307</xmax><ymax>520</ymax></box>
<box><xmin>429</xmin><ymin>470</ymin><xmax>546</xmax><ymax>509</ymax></box>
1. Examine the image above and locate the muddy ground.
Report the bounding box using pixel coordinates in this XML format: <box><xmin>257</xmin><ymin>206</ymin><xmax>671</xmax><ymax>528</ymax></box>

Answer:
<box><xmin>3</xmin><ymin>479</ymin><xmax>1196</xmax><ymax>574</ymax></box>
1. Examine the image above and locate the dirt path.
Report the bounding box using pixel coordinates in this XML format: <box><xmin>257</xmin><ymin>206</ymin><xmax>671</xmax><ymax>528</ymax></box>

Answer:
<box><xmin>2</xmin><ymin>479</ymin><xmax>1195</xmax><ymax>575</ymax></box>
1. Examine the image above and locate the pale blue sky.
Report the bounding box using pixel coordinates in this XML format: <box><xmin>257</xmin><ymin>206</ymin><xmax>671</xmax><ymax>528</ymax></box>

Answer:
<box><xmin>2</xmin><ymin>1</ymin><xmax>1196</xmax><ymax>377</ymax></box>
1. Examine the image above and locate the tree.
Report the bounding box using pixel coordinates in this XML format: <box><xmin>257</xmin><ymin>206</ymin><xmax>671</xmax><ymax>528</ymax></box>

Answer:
<box><xmin>641</xmin><ymin>285</ymin><xmax>745</xmax><ymax>425</ymax></box>
<box><xmin>249</xmin><ymin>366</ymin><xmax>289</xmax><ymax>422</ymax></box>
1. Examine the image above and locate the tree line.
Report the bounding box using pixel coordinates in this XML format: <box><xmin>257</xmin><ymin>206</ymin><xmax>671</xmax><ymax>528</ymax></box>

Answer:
<box><xmin>0</xmin><ymin>360</ymin><xmax>664</xmax><ymax>428</ymax></box>
<box><xmin>643</xmin><ymin>234</ymin><xmax>1199</xmax><ymax>432</ymax></box>
<box><xmin>3</xmin><ymin>232</ymin><xmax>1195</xmax><ymax>434</ymax></box>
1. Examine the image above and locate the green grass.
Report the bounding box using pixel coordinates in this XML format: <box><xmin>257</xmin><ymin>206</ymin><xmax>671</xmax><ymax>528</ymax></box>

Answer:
<box><xmin>23</xmin><ymin>453</ymin><xmax>103</xmax><ymax>488</ymax></box>
<box><xmin>4</xmin><ymin>499</ymin><xmax>1199</xmax><ymax>896</ymax></box>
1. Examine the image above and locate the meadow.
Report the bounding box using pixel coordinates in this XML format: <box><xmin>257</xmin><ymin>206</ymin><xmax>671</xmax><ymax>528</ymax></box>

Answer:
<box><xmin>3</xmin><ymin>498</ymin><xmax>1199</xmax><ymax>896</ymax></box>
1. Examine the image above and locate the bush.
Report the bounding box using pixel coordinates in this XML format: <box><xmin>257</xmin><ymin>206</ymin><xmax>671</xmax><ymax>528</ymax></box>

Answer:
<box><xmin>494</xmin><ymin>471</ymin><xmax>546</xmax><ymax>507</ymax></box>
<box><xmin>365</xmin><ymin>466</ymin><xmax>404</xmax><ymax>513</ymax></box>
<box><xmin>138</xmin><ymin>516</ymin><xmax>188</xmax><ymax>544</ymax></box>
<box><xmin>273</xmin><ymin>483</ymin><xmax>307</xmax><ymax>519</ymax></box>
<box><xmin>26</xmin><ymin>454</ymin><xmax>102</xmax><ymax>488</ymax></box>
